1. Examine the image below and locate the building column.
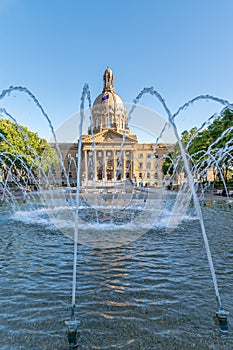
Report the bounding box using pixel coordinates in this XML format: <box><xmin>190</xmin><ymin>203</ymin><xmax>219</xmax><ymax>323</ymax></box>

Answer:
<box><xmin>113</xmin><ymin>148</ymin><xmax>117</xmax><ymax>181</ymax></box>
<box><xmin>113</xmin><ymin>153</ymin><xmax>116</xmax><ymax>181</ymax></box>
<box><xmin>103</xmin><ymin>150</ymin><xmax>106</xmax><ymax>182</ymax></box>
<box><xmin>122</xmin><ymin>152</ymin><xmax>125</xmax><ymax>181</ymax></box>
<box><xmin>131</xmin><ymin>150</ymin><xmax>135</xmax><ymax>181</ymax></box>
<box><xmin>94</xmin><ymin>150</ymin><xmax>97</xmax><ymax>181</ymax></box>
<box><xmin>84</xmin><ymin>150</ymin><xmax>88</xmax><ymax>184</ymax></box>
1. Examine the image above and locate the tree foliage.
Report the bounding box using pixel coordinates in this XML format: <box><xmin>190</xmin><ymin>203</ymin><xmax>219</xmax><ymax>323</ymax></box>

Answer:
<box><xmin>0</xmin><ymin>119</ymin><xmax>57</xmax><ymax>182</ymax></box>
<box><xmin>162</xmin><ymin>109</ymin><xmax>233</xmax><ymax>182</ymax></box>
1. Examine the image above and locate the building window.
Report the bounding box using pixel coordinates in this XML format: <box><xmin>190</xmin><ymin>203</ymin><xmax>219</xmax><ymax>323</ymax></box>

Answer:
<box><xmin>116</xmin><ymin>151</ymin><xmax>121</xmax><ymax>156</ymax></box>
<box><xmin>88</xmin><ymin>151</ymin><xmax>93</xmax><ymax>156</ymax></box>
<box><xmin>126</xmin><ymin>160</ymin><xmax>131</xmax><ymax>168</ymax></box>
<box><xmin>107</xmin><ymin>151</ymin><xmax>112</xmax><ymax>157</ymax></box>
<box><xmin>138</xmin><ymin>153</ymin><xmax>143</xmax><ymax>159</ymax></box>
<box><xmin>125</xmin><ymin>151</ymin><xmax>130</xmax><ymax>157</ymax></box>
<box><xmin>139</xmin><ymin>172</ymin><xmax>142</xmax><ymax>178</ymax></box>
<box><xmin>155</xmin><ymin>153</ymin><xmax>159</xmax><ymax>158</ymax></box>
<box><xmin>117</xmin><ymin>159</ymin><xmax>122</xmax><ymax>167</ymax></box>
<box><xmin>154</xmin><ymin>173</ymin><xmax>158</xmax><ymax>179</ymax></box>
<box><xmin>107</xmin><ymin>160</ymin><xmax>112</xmax><ymax>167</ymax></box>
<box><xmin>139</xmin><ymin>163</ymin><xmax>143</xmax><ymax>169</ymax></box>
<box><xmin>97</xmin><ymin>151</ymin><xmax>102</xmax><ymax>157</ymax></box>
<box><xmin>147</xmin><ymin>162</ymin><xmax>151</xmax><ymax>169</ymax></box>
<box><xmin>68</xmin><ymin>153</ymin><xmax>71</xmax><ymax>159</ymax></box>
<box><xmin>69</xmin><ymin>172</ymin><xmax>72</xmax><ymax>178</ymax></box>
<box><xmin>147</xmin><ymin>172</ymin><xmax>151</xmax><ymax>179</ymax></box>
<box><xmin>147</xmin><ymin>154</ymin><xmax>151</xmax><ymax>159</ymax></box>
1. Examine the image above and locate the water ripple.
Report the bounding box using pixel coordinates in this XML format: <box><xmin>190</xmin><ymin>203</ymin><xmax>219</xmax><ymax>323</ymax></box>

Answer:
<box><xmin>0</xmin><ymin>201</ymin><xmax>233</xmax><ymax>349</ymax></box>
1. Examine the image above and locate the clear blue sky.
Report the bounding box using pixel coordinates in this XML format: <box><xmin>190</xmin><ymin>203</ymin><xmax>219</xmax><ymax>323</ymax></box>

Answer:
<box><xmin>0</xmin><ymin>0</ymin><xmax>233</xmax><ymax>142</ymax></box>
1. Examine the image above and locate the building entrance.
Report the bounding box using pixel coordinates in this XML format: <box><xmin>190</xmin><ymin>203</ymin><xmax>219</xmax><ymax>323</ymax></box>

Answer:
<box><xmin>116</xmin><ymin>171</ymin><xmax>122</xmax><ymax>180</ymax></box>
<box><xmin>106</xmin><ymin>169</ymin><xmax>113</xmax><ymax>180</ymax></box>
<box><xmin>97</xmin><ymin>168</ymin><xmax>103</xmax><ymax>180</ymax></box>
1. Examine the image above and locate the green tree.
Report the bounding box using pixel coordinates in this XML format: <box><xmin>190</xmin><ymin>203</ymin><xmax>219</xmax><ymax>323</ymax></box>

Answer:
<box><xmin>164</xmin><ymin>110</ymin><xmax>233</xmax><ymax>184</ymax></box>
<box><xmin>162</xmin><ymin>152</ymin><xmax>174</xmax><ymax>175</ymax></box>
<box><xmin>0</xmin><ymin>119</ymin><xmax>58</xmax><ymax>183</ymax></box>
<box><xmin>187</xmin><ymin>109</ymin><xmax>233</xmax><ymax>182</ymax></box>
<box><xmin>162</xmin><ymin>128</ymin><xmax>197</xmax><ymax>177</ymax></box>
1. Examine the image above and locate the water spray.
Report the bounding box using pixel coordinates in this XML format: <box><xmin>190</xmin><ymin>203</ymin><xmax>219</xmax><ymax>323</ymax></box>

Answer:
<box><xmin>173</xmin><ymin>112</ymin><xmax>231</xmax><ymax>324</ymax></box>
<box><xmin>170</xmin><ymin>112</ymin><xmax>229</xmax><ymax>326</ymax></box>
<box><xmin>66</xmin><ymin>84</ymin><xmax>91</xmax><ymax>348</ymax></box>
<box><xmin>131</xmin><ymin>88</ymin><xmax>230</xmax><ymax>324</ymax></box>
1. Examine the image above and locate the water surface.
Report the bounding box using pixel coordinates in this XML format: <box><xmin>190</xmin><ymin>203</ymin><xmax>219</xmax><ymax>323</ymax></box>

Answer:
<box><xmin>0</xmin><ymin>199</ymin><xmax>232</xmax><ymax>349</ymax></box>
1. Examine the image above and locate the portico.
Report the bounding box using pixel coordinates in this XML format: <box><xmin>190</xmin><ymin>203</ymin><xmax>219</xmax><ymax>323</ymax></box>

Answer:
<box><xmin>82</xmin><ymin>129</ymin><xmax>137</xmax><ymax>184</ymax></box>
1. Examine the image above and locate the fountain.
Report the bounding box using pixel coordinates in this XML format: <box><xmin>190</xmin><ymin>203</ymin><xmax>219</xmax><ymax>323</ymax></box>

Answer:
<box><xmin>129</xmin><ymin>87</ymin><xmax>232</xmax><ymax>323</ymax></box>
<box><xmin>0</xmin><ymin>74</ymin><xmax>232</xmax><ymax>349</ymax></box>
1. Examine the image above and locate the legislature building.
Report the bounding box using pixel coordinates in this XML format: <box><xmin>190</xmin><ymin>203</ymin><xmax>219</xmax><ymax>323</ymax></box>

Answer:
<box><xmin>55</xmin><ymin>68</ymin><xmax>174</xmax><ymax>187</ymax></box>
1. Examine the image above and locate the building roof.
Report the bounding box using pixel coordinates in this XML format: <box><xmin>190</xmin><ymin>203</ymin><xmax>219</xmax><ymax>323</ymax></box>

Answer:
<box><xmin>82</xmin><ymin>128</ymin><xmax>138</xmax><ymax>144</ymax></box>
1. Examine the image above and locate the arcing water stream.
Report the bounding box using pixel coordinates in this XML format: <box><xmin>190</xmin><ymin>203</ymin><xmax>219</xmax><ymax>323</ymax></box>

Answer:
<box><xmin>0</xmin><ymin>82</ymin><xmax>232</xmax><ymax>348</ymax></box>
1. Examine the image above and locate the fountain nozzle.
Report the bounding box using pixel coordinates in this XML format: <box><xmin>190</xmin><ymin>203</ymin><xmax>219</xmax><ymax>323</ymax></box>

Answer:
<box><xmin>216</xmin><ymin>309</ymin><xmax>229</xmax><ymax>325</ymax></box>
<box><xmin>65</xmin><ymin>309</ymin><xmax>80</xmax><ymax>350</ymax></box>
<box><xmin>66</xmin><ymin>319</ymin><xmax>79</xmax><ymax>349</ymax></box>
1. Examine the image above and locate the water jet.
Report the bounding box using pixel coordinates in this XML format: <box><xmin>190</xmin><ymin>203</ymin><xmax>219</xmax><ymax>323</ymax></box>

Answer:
<box><xmin>0</xmin><ymin>70</ymin><xmax>232</xmax><ymax>349</ymax></box>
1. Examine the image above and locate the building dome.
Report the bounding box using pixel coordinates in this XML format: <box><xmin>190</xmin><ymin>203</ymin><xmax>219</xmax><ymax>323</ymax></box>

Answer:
<box><xmin>90</xmin><ymin>67</ymin><xmax>128</xmax><ymax>134</ymax></box>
